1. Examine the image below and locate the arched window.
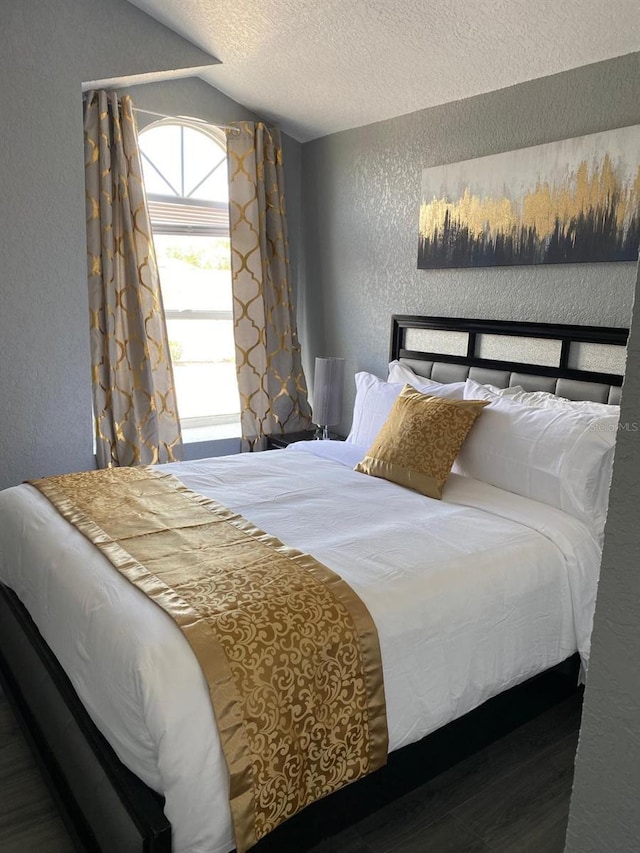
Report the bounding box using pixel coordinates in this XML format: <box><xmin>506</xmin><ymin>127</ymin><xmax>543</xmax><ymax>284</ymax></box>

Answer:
<box><xmin>139</xmin><ymin>121</ymin><xmax>239</xmax><ymax>439</ymax></box>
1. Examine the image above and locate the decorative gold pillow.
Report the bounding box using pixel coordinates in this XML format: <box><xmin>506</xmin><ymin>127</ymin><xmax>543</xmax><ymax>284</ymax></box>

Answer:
<box><xmin>355</xmin><ymin>385</ymin><xmax>488</xmax><ymax>499</ymax></box>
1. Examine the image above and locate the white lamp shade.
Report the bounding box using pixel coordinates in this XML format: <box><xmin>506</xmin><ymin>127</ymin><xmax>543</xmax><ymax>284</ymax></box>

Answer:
<box><xmin>313</xmin><ymin>357</ymin><xmax>345</xmax><ymax>427</ymax></box>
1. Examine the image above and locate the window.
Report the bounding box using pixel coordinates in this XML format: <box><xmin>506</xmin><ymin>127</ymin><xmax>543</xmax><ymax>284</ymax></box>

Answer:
<box><xmin>139</xmin><ymin>120</ymin><xmax>239</xmax><ymax>441</ymax></box>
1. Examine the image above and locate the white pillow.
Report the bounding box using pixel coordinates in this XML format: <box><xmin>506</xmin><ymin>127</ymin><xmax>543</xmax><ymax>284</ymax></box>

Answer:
<box><xmin>493</xmin><ymin>386</ymin><xmax>620</xmax><ymax>417</ymax></box>
<box><xmin>457</xmin><ymin>379</ymin><xmax>617</xmax><ymax>533</ymax></box>
<box><xmin>388</xmin><ymin>360</ymin><xmax>526</xmax><ymax>397</ymax></box>
<box><xmin>484</xmin><ymin>383</ymin><xmax>523</xmax><ymax>396</ymax></box>
<box><xmin>346</xmin><ymin>372</ymin><xmax>465</xmax><ymax>448</ymax></box>
<box><xmin>492</xmin><ymin>385</ymin><xmax>525</xmax><ymax>396</ymax></box>
<box><xmin>388</xmin><ymin>361</ymin><xmax>531</xmax><ymax>397</ymax></box>
<box><xmin>388</xmin><ymin>360</ymin><xmax>439</xmax><ymax>385</ymax></box>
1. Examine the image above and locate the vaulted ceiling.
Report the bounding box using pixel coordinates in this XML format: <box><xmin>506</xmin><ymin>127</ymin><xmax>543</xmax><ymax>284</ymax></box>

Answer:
<box><xmin>126</xmin><ymin>0</ymin><xmax>640</xmax><ymax>141</ymax></box>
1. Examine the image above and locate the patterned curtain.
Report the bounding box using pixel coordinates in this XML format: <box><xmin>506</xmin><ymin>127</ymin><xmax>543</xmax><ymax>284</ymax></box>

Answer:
<box><xmin>226</xmin><ymin>121</ymin><xmax>312</xmax><ymax>451</ymax></box>
<box><xmin>84</xmin><ymin>90</ymin><xmax>182</xmax><ymax>468</ymax></box>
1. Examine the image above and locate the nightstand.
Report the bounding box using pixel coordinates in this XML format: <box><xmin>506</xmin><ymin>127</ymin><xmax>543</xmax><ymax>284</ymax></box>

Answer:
<box><xmin>266</xmin><ymin>430</ymin><xmax>344</xmax><ymax>449</ymax></box>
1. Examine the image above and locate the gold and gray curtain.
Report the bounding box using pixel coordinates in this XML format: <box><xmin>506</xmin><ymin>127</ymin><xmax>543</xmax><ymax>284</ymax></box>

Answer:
<box><xmin>226</xmin><ymin>121</ymin><xmax>311</xmax><ymax>450</ymax></box>
<box><xmin>84</xmin><ymin>90</ymin><xmax>182</xmax><ymax>468</ymax></box>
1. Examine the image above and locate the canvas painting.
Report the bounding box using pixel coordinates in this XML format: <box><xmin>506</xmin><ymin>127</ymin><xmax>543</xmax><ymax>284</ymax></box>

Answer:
<box><xmin>417</xmin><ymin>125</ymin><xmax>640</xmax><ymax>269</ymax></box>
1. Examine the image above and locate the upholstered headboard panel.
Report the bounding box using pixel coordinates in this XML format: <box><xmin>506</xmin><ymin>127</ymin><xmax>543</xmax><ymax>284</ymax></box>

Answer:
<box><xmin>390</xmin><ymin>316</ymin><xmax>628</xmax><ymax>405</ymax></box>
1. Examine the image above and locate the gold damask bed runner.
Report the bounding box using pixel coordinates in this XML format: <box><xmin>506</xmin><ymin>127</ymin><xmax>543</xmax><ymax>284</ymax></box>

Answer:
<box><xmin>30</xmin><ymin>466</ymin><xmax>388</xmax><ymax>852</ymax></box>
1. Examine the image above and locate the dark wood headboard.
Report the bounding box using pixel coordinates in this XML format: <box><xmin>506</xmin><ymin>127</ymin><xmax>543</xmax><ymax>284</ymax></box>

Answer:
<box><xmin>390</xmin><ymin>315</ymin><xmax>628</xmax><ymax>404</ymax></box>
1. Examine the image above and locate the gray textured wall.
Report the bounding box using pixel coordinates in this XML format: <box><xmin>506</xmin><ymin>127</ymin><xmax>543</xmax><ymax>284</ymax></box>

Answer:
<box><xmin>301</xmin><ymin>52</ymin><xmax>640</xmax><ymax>435</ymax></box>
<box><xmin>566</xmin><ymin>257</ymin><xmax>640</xmax><ymax>850</ymax></box>
<box><xmin>300</xmin><ymin>50</ymin><xmax>640</xmax><ymax>849</ymax></box>
<box><xmin>0</xmin><ymin>3</ymin><xmax>301</xmax><ymax>488</ymax></box>
<box><xmin>0</xmin><ymin>0</ymin><xmax>216</xmax><ymax>490</ymax></box>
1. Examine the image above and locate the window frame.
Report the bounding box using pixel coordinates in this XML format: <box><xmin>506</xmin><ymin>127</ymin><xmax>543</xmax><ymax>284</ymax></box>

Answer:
<box><xmin>139</xmin><ymin>119</ymin><xmax>239</xmax><ymax>436</ymax></box>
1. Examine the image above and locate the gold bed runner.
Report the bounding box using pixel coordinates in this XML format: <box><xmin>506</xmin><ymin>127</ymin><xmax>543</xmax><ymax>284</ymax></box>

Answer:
<box><xmin>30</xmin><ymin>466</ymin><xmax>388</xmax><ymax>852</ymax></box>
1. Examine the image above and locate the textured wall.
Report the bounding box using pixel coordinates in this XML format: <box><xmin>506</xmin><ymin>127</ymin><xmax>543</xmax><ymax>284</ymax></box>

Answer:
<box><xmin>0</xmin><ymin>0</ymin><xmax>216</xmax><ymax>491</ymax></box>
<box><xmin>565</xmin><ymin>258</ymin><xmax>640</xmax><ymax>850</ymax></box>
<box><xmin>301</xmin><ymin>52</ymin><xmax>640</xmax><ymax>434</ymax></box>
<box><xmin>300</xmin><ymin>50</ymin><xmax>640</xmax><ymax>845</ymax></box>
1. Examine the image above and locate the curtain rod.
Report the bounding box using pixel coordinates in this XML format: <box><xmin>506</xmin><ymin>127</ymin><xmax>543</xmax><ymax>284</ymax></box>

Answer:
<box><xmin>132</xmin><ymin>107</ymin><xmax>240</xmax><ymax>134</ymax></box>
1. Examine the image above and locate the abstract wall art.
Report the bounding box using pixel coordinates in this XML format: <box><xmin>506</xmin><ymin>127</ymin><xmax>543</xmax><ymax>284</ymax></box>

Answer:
<box><xmin>417</xmin><ymin>124</ymin><xmax>640</xmax><ymax>269</ymax></box>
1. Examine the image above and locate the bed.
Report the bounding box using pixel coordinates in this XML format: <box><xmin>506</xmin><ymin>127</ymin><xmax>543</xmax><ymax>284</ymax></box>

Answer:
<box><xmin>0</xmin><ymin>315</ymin><xmax>628</xmax><ymax>853</ymax></box>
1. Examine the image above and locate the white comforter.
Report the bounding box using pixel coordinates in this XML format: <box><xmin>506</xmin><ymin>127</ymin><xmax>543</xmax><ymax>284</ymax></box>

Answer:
<box><xmin>0</xmin><ymin>442</ymin><xmax>602</xmax><ymax>853</ymax></box>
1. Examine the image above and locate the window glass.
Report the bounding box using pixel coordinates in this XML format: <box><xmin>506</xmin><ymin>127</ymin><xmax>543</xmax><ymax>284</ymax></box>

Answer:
<box><xmin>189</xmin><ymin>162</ymin><xmax>229</xmax><ymax>202</ymax></box>
<box><xmin>155</xmin><ymin>235</ymin><xmax>232</xmax><ymax>313</ymax></box>
<box><xmin>140</xmin><ymin>124</ymin><xmax>182</xmax><ymax>195</ymax></box>
<box><xmin>139</xmin><ymin>121</ymin><xmax>239</xmax><ymax>438</ymax></box>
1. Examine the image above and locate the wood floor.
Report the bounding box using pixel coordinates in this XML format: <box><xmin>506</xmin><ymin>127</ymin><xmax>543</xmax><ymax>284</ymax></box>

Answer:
<box><xmin>0</xmin><ymin>690</ymin><xmax>581</xmax><ymax>853</ymax></box>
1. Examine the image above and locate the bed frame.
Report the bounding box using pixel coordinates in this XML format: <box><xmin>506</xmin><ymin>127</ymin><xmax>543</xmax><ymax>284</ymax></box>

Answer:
<box><xmin>389</xmin><ymin>314</ymin><xmax>626</xmax><ymax>400</ymax></box>
<box><xmin>0</xmin><ymin>315</ymin><xmax>628</xmax><ymax>853</ymax></box>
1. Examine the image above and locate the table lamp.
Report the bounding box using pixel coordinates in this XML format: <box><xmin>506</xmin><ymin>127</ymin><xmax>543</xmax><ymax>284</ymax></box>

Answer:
<box><xmin>313</xmin><ymin>357</ymin><xmax>345</xmax><ymax>439</ymax></box>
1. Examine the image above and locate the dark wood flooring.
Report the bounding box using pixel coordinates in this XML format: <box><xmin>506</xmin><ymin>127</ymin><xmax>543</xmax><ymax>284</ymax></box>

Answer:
<box><xmin>0</xmin><ymin>690</ymin><xmax>581</xmax><ymax>853</ymax></box>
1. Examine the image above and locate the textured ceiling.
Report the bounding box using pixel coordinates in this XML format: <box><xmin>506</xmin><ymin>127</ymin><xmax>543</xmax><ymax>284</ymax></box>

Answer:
<box><xmin>126</xmin><ymin>0</ymin><xmax>640</xmax><ymax>141</ymax></box>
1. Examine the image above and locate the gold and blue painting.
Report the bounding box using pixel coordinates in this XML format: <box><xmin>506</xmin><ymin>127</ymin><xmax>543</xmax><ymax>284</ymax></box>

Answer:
<box><xmin>417</xmin><ymin>124</ymin><xmax>640</xmax><ymax>268</ymax></box>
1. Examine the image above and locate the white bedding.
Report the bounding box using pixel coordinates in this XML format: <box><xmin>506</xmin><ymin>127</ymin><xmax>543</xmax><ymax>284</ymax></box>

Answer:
<box><xmin>0</xmin><ymin>442</ymin><xmax>602</xmax><ymax>853</ymax></box>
